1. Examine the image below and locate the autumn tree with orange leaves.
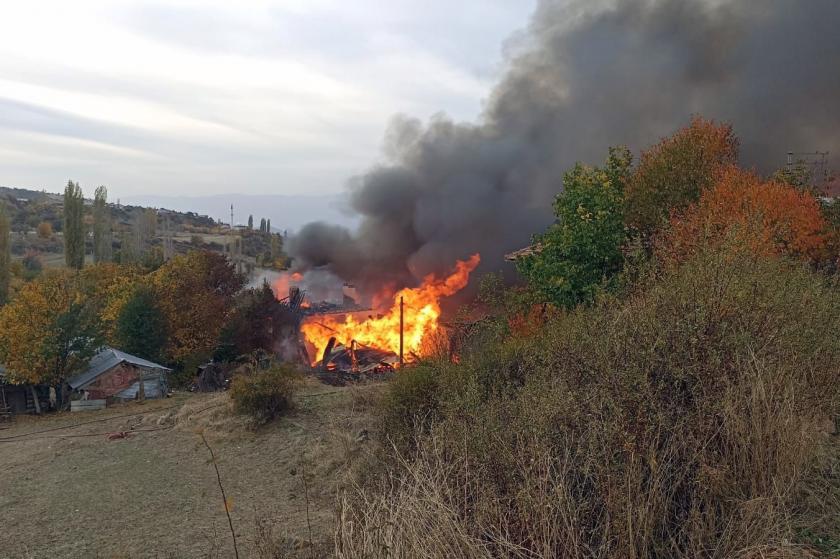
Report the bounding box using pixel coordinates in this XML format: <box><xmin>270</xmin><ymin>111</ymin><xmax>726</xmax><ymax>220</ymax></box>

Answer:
<box><xmin>660</xmin><ymin>166</ymin><xmax>828</xmax><ymax>264</ymax></box>
<box><xmin>625</xmin><ymin>116</ymin><xmax>739</xmax><ymax>237</ymax></box>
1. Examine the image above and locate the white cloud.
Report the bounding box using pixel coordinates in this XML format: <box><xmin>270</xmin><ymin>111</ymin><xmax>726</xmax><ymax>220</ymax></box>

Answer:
<box><xmin>0</xmin><ymin>0</ymin><xmax>534</xmax><ymax>198</ymax></box>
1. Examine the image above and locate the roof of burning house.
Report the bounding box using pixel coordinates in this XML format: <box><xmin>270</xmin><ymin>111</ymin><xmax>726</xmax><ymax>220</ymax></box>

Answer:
<box><xmin>504</xmin><ymin>243</ymin><xmax>544</xmax><ymax>261</ymax></box>
<box><xmin>68</xmin><ymin>348</ymin><xmax>171</xmax><ymax>390</ymax></box>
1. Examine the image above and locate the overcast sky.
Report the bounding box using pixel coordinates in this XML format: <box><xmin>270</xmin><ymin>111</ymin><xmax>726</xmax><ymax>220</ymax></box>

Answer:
<box><xmin>0</xmin><ymin>0</ymin><xmax>535</xmax><ymax>200</ymax></box>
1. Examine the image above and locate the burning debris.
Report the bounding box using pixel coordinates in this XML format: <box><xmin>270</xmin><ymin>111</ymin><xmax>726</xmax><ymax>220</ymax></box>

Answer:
<box><xmin>269</xmin><ymin>255</ymin><xmax>480</xmax><ymax>374</ymax></box>
<box><xmin>300</xmin><ymin>254</ymin><xmax>480</xmax><ymax>367</ymax></box>
<box><xmin>319</xmin><ymin>338</ymin><xmax>399</xmax><ymax>374</ymax></box>
<box><xmin>301</xmin><ymin>300</ymin><xmax>369</xmax><ymax>316</ymax></box>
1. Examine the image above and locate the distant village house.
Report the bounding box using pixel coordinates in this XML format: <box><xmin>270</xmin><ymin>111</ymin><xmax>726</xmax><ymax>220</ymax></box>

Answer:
<box><xmin>67</xmin><ymin>348</ymin><xmax>171</xmax><ymax>402</ymax></box>
<box><xmin>1</xmin><ymin>348</ymin><xmax>171</xmax><ymax>416</ymax></box>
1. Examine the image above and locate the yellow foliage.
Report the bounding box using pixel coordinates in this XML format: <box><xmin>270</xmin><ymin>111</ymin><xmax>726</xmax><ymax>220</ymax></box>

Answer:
<box><xmin>79</xmin><ymin>263</ymin><xmax>141</xmax><ymax>343</ymax></box>
<box><xmin>0</xmin><ymin>270</ymin><xmax>79</xmax><ymax>384</ymax></box>
<box><xmin>36</xmin><ymin>221</ymin><xmax>53</xmax><ymax>239</ymax></box>
<box><xmin>150</xmin><ymin>251</ymin><xmax>242</xmax><ymax>362</ymax></box>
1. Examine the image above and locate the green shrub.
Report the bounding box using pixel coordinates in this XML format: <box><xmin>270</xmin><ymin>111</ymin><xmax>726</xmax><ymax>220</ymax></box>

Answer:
<box><xmin>342</xmin><ymin>241</ymin><xmax>840</xmax><ymax>558</ymax></box>
<box><xmin>230</xmin><ymin>366</ymin><xmax>299</xmax><ymax>424</ymax></box>
<box><xmin>382</xmin><ymin>364</ymin><xmax>443</xmax><ymax>454</ymax></box>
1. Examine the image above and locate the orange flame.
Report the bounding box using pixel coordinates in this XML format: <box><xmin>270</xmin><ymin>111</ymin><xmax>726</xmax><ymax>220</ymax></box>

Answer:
<box><xmin>273</xmin><ymin>271</ymin><xmax>304</xmax><ymax>299</ymax></box>
<box><xmin>301</xmin><ymin>254</ymin><xmax>480</xmax><ymax>364</ymax></box>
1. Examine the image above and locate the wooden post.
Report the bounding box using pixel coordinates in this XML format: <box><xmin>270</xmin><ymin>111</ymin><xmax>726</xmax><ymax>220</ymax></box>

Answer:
<box><xmin>350</xmin><ymin>340</ymin><xmax>359</xmax><ymax>373</ymax></box>
<box><xmin>399</xmin><ymin>296</ymin><xmax>404</xmax><ymax>368</ymax></box>
<box><xmin>137</xmin><ymin>368</ymin><xmax>146</xmax><ymax>402</ymax></box>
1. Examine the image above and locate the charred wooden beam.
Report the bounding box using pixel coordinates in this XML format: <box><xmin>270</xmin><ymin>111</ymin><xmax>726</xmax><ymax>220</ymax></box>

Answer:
<box><xmin>321</xmin><ymin>337</ymin><xmax>337</xmax><ymax>372</ymax></box>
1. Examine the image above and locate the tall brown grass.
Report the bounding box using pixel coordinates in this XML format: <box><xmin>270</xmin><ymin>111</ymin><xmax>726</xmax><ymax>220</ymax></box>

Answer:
<box><xmin>337</xmin><ymin>241</ymin><xmax>840</xmax><ymax>558</ymax></box>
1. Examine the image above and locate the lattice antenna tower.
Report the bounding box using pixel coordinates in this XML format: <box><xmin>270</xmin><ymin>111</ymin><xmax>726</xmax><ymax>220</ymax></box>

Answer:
<box><xmin>787</xmin><ymin>151</ymin><xmax>830</xmax><ymax>185</ymax></box>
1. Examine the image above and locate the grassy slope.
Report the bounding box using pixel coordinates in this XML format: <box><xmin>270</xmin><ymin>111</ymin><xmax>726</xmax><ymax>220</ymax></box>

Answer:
<box><xmin>0</xmin><ymin>379</ymin><xmax>383</xmax><ymax>558</ymax></box>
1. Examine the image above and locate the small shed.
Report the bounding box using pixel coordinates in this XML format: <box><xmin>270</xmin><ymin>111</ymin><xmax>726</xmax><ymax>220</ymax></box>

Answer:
<box><xmin>0</xmin><ymin>365</ymin><xmax>51</xmax><ymax>415</ymax></box>
<box><xmin>67</xmin><ymin>348</ymin><xmax>171</xmax><ymax>402</ymax></box>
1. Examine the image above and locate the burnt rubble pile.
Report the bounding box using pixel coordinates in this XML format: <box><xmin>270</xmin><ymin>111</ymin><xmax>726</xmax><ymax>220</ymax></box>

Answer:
<box><xmin>301</xmin><ymin>300</ymin><xmax>369</xmax><ymax>316</ymax></box>
<box><xmin>318</xmin><ymin>337</ymin><xmax>398</xmax><ymax>375</ymax></box>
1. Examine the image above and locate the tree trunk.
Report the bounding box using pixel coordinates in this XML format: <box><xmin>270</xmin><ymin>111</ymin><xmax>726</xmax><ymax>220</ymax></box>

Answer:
<box><xmin>30</xmin><ymin>385</ymin><xmax>42</xmax><ymax>415</ymax></box>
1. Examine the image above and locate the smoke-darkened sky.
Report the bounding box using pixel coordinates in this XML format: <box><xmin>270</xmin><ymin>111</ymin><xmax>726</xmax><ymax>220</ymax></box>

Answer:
<box><xmin>288</xmin><ymin>0</ymin><xmax>840</xmax><ymax>295</ymax></box>
<box><xmin>0</xmin><ymin>0</ymin><xmax>534</xmax><ymax>200</ymax></box>
<box><xmin>3</xmin><ymin>1</ymin><xmax>840</xmax><ymax>295</ymax></box>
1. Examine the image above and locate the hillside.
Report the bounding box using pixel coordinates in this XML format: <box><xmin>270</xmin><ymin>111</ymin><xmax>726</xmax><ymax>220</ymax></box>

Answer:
<box><xmin>0</xmin><ymin>185</ymin><xmax>288</xmax><ymax>271</ymax></box>
<box><xmin>120</xmin><ymin>193</ymin><xmax>358</xmax><ymax>233</ymax></box>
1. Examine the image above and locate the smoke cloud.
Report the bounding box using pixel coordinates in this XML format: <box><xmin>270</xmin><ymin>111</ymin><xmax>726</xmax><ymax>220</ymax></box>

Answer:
<box><xmin>288</xmin><ymin>0</ymin><xmax>840</xmax><ymax>297</ymax></box>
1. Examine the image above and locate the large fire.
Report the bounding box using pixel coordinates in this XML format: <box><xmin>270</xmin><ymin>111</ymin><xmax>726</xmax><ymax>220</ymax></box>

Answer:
<box><xmin>301</xmin><ymin>254</ymin><xmax>480</xmax><ymax>365</ymax></box>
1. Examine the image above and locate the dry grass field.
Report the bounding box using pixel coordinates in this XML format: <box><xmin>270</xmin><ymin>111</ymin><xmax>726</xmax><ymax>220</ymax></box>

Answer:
<box><xmin>0</xmin><ymin>379</ymin><xmax>384</xmax><ymax>559</ymax></box>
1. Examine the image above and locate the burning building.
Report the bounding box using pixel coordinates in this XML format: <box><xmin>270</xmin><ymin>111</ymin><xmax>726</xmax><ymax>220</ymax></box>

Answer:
<box><xmin>273</xmin><ymin>254</ymin><xmax>480</xmax><ymax>374</ymax></box>
<box><xmin>278</xmin><ymin>0</ymin><xmax>840</xmax><ymax>372</ymax></box>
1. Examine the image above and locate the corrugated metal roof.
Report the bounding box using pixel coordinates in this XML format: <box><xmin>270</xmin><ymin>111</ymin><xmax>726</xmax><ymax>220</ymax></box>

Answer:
<box><xmin>67</xmin><ymin>348</ymin><xmax>171</xmax><ymax>390</ymax></box>
<box><xmin>115</xmin><ymin>379</ymin><xmax>167</xmax><ymax>400</ymax></box>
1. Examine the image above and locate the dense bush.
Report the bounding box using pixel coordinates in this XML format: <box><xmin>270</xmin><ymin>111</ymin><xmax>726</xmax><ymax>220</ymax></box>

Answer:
<box><xmin>340</xmin><ymin>242</ymin><xmax>840</xmax><ymax>558</ymax></box>
<box><xmin>230</xmin><ymin>366</ymin><xmax>299</xmax><ymax>425</ymax></box>
<box><xmin>381</xmin><ymin>364</ymin><xmax>444</xmax><ymax>453</ymax></box>
<box><xmin>215</xmin><ymin>283</ymin><xmax>292</xmax><ymax>362</ymax></box>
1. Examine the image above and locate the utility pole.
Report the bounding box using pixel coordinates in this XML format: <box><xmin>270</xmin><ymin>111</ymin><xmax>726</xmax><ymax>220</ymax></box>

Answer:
<box><xmin>399</xmin><ymin>296</ymin><xmax>404</xmax><ymax>368</ymax></box>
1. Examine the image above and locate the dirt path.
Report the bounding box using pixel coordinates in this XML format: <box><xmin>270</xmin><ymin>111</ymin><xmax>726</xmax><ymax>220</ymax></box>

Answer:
<box><xmin>0</xmin><ymin>380</ymin><xmax>382</xmax><ymax>558</ymax></box>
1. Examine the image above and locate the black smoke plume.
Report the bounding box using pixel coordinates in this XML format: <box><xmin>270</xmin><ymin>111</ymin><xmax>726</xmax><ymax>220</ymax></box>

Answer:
<box><xmin>289</xmin><ymin>0</ymin><xmax>840</xmax><ymax>297</ymax></box>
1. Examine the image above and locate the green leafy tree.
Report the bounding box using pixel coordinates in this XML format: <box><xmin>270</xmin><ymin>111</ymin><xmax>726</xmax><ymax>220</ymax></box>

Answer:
<box><xmin>63</xmin><ymin>180</ymin><xmax>85</xmax><ymax>269</ymax></box>
<box><xmin>114</xmin><ymin>285</ymin><xmax>167</xmax><ymax>361</ymax></box>
<box><xmin>270</xmin><ymin>233</ymin><xmax>283</xmax><ymax>260</ymax></box>
<box><xmin>138</xmin><ymin>208</ymin><xmax>157</xmax><ymax>255</ymax></box>
<box><xmin>216</xmin><ymin>282</ymin><xmax>285</xmax><ymax>360</ymax></box>
<box><xmin>118</xmin><ymin>227</ymin><xmax>139</xmax><ymax>264</ymax></box>
<box><xmin>0</xmin><ymin>202</ymin><xmax>10</xmax><ymax>305</ymax></box>
<box><xmin>93</xmin><ymin>185</ymin><xmax>112</xmax><ymax>263</ymax></box>
<box><xmin>517</xmin><ymin>147</ymin><xmax>632</xmax><ymax>308</ymax></box>
<box><xmin>772</xmin><ymin>159</ymin><xmax>814</xmax><ymax>191</ymax></box>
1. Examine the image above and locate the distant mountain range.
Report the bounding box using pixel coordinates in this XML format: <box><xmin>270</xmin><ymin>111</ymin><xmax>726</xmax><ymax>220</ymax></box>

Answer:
<box><xmin>119</xmin><ymin>193</ymin><xmax>359</xmax><ymax>233</ymax></box>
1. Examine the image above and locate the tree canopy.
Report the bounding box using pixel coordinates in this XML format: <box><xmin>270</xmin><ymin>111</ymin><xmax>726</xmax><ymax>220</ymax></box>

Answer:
<box><xmin>151</xmin><ymin>251</ymin><xmax>244</xmax><ymax>363</ymax></box>
<box><xmin>660</xmin><ymin>167</ymin><xmax>828</xmax><ymax>265</ymax></box>
<box><xmin>63</xmin><ymin>180</ymin><xmax>85</xmax><ymax>270</ymax></box>
<box><xmin>216</xmin><ymin>282</ymin><xmax>287</xmax><ymax>361</ymax></box>
<box><xmin>516</xmin><ymin>147</ymin><xmax>631</xmax><ymax>308</ymax></box>
<box><xmin>625</xmin><ymin>117</ymin><xmax>739</xmax><ymax>237</ymax></box>
<box><xmin>115</xmin><ymin>285</ymin><xmax>167</xmax><ymax>362</ymax></box>
<box><xmin>93</xmin><ymin>185</ymin><xmax>112</xmax><ymax>264</ymax></box>
<box><xmin>0</xmin><ymin>270</ymin><xmax>103</xmax><ymax>384</ymax></box>
<box><xmin>0</xmin><ymin>202</ymin><xmax>10</xmax><ymax>305</ymax></box>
